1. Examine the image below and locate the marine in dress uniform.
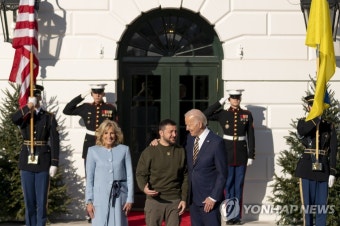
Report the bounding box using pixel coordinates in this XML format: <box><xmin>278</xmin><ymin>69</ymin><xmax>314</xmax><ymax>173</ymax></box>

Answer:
<box><xmin>203</xmin><ymin>89</ymin><xmax>255</xmax><ymax>225</ymax></box>
<box><xmin>295</xmin><ymin>95</ymin><xmax>337</xmax><ymax>226</ymax></box>
<box><xmin>11</xmin><ymin>85</ymin><xmax>60</xmax><ymax>226</ymax></box>
<box><xmin>63</xmin><ymin>84</ymin><xmax>117</xmax><ymax>161</ymax></box>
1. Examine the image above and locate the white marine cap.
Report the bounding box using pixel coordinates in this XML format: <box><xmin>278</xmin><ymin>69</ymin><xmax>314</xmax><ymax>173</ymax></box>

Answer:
<box><xmin>227</xmin><ymin>89</ymin><xmax>245</xmax><ymax>97</ymax></box>
<box><xmin>90</xmin><ymin>84</ymin><xmax>107</xmax><ymax>92</ymax></box>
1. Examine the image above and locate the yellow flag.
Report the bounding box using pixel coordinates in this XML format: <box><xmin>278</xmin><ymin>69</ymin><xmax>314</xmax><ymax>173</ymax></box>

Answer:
<box><xmin>305</xmin><ymin>0</ymin><xmax>336</xmax><ymax>121</ymax></box>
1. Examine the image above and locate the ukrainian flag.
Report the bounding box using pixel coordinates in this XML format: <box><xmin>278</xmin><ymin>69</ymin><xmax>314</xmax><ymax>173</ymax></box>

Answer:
<box><xmin>305</xmin><ymin>0</ymin><xmax>336</xmax><ymax>121</ymax></box>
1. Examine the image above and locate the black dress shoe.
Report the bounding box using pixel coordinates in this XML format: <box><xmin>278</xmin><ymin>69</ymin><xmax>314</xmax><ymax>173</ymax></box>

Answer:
<box><xmin>226</xmin><ymin>220</ymin><xmax>235</xmax><ymax>225</ymax></box>
<box><xmin>233</xmin><ymin>219</ymin><xmax>243</xmax><ymax>225</ymax></box>
<box><xmin>86</xmin><ymin>215</ymin><xmax>91</xmax><ymax>223</ymax></box>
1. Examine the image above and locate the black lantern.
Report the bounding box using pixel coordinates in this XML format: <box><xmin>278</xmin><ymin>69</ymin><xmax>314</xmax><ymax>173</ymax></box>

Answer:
<box><xmin>0</xmin><ymin>0</ymin><xmax>40</xmax><ymax>43</ymax></box>
<box><xmin>0</xmin><ymin>0</ymin><xmax>19</xmax><ymax>42</ymax></box>
<box><xmin>300</xmin><ymin>0</ymin><xmax>340</xmax><ymax>41</ymax></box>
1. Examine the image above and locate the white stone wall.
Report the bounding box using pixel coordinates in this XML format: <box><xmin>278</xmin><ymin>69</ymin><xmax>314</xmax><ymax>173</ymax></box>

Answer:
<box><xmin>0</xmin><ymin>0</ymin><xmax>339</xmax><ymax>221</ymax></box>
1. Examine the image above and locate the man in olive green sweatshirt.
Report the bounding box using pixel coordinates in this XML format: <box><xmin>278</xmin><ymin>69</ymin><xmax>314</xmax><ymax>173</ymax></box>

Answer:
<box><xmin>136</xmin><ymin>119</ymin><xmax>188</xmax><ymax>226</ymax></box>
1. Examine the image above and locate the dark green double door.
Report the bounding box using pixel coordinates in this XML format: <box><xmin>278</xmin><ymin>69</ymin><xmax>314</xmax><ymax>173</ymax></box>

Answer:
<box><xmin>118</xmin><ymin>62</ymin><xmax>221</xmax><ymax>165</ymax></box>
<box><xmin>118</xmin><ymin>62</ymin><xmax>221</xmax><ymax>208</ymax></box>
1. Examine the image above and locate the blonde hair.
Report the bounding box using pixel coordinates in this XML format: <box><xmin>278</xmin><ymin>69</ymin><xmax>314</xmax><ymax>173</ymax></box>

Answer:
<box><xmin>95</xmin><ymin>120</ymin><xmax>124</xmax><ymax>146</ymax></box>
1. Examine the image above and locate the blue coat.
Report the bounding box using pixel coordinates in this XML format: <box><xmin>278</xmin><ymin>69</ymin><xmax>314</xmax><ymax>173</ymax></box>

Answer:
<box><xmin>85</xmin><ymin>144</ymin><xmax>134</xmax><ymax>226</ymax></box>
<box><xmin>186</xmin><ymin>130</ymin><xmax>228</xmax><ymax>206</ymax></box>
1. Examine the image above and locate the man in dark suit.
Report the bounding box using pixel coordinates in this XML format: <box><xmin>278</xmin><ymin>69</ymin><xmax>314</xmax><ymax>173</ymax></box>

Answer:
<box><xmin>11</xmin><ymin>84</ymin><xmax>60</xmax><ymax>226</ymax></box>
<box><xmin>203</xmin><ymin>89</ymin><xmax>255</xmax><ymax>225</ymax></box>
<box><xmin>295</xmin><ymin>94</ymin><xmax>337</xmax><ymax>226</ymax></box>
<box><xmin>184</xmin><ymin>109</ymin><xmax>228</xmax><ymax>226</ymax></box>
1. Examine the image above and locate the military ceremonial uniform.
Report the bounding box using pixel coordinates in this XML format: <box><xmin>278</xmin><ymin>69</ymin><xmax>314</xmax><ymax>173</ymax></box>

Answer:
<box><xmin>204</xmin><ymin>90</ymin><xmax>255</xmax><ymax>225</ymax></box>
<box><xmin>63</xmin><ymin>94</ymin><xmax>117</xmax><ymax>159</ymax></box>
<box><xmin>295</xmin><ymin>115</ymin><xmax>337</xmax><ymax>226</ymax></box>
<box><xmin>204</xmin><ymin>102</ymin><xmax>255</xmax><ymax>165</ymax></box>
<box><xmin>12</xmin><ymin>106</ymin><xmax>60</xmax><ymax>172</ymax></box>
<box><xmin>11</xmin><ymin>85</ymin><xmax>60</xmax><ymax>226</ymax></box>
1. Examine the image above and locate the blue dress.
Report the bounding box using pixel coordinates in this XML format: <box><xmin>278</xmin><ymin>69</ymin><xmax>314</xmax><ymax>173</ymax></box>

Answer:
<box><xmin>85</xmin><ymin>144</ymin><xmax>134</xmax><ymax>226</ymax></box>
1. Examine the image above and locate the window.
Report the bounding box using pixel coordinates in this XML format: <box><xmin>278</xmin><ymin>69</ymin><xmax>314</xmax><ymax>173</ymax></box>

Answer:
<box><xmin>121</xmin><ymin>9</ymin><xmax>217</xmax><ymax>57</ymax></box>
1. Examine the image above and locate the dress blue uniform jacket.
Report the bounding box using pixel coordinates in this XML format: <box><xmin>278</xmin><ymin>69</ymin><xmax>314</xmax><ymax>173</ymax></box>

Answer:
<box><xmin>63</xmin><ymin>95</ymin><xmax>117</xmax><ymax>159</ymax></box>
<box><xmin>204</xmin><ymin>102</ymin><xmax>255</xmax><ymax>165</ymax></box>
<box><xmin>12</xmin><ymin>105</ymin><xmax>60</xmax><ymax>171</ymax></box>
<box><xmin>295</xmin><ymin>117</ymin><xmax>337</xmax><ymax>181</ymax></box>
<box><xmin>186</xmin><ymin>130</ymin><xmax>228</xmax><ymax>206</ymax></box>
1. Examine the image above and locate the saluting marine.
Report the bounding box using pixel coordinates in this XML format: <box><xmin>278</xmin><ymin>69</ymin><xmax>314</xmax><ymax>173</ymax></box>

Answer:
<box><xmin>63</xmin><ymin>84</ymin><xmax>117</xmax><ymax>161</ymax></box>
<box><xmin>203</xmin><ymin>89</ymin><xmax>255</xmax><ymax>225</ymax></box>
<box><xmin>295</xmin><ymin>94</ymin><xmax>337</xmax><ymax>226</ymax></box>
<box><xmin>11</xmin><ymin>84</ymin><xmax>60</xmax><ymax>226</ymax></box>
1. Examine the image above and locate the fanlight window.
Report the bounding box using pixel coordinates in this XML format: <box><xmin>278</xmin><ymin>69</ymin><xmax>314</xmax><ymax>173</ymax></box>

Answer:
<box><xmin>123</xmin><ymin>10</ymin><xmax>216</xmax><ymax>57</ymax></box>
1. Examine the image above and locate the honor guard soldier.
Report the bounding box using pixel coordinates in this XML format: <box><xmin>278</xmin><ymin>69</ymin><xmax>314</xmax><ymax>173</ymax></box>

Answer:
<box><xmin>295</xmin><ymin>95</ymin><xmax>337</xmax><ymax>226</ymax></box>
<box><xmin>203</xmin><ymin>89</ymin><xmax>255</xmax><ymax>225</ymax></box>
<box><xmin>11</xmin><ymin>84</ymin><xmax>60</xmax><ymax>226</ymax></box>
<box><xmin>63</xmin><ymin>84</ymin><xmax>117</xmax><ymax>164</ymax></box>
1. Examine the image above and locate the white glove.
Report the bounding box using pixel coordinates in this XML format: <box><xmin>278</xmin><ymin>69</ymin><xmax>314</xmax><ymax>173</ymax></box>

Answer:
<box><xmin>81</xmin><ymin>90</ymin><xmax>91</xmax><ymax>99</ymax></box>
<box><xmin>49</xmin><ymin>166</ymin><xmax>58</xmax><ymax>178</ymax></box>
<box><xmin>28</xmin><ymin>97</ymin><xmax>37</xmax><ymax>106</ymax></box>
<box><xmin>247</xmin><ymin>158</ymin><xmax>253</xmax><ymax>166</ymax></box>
<box><xmin>219</xmin><ymin>97</ymin><xmax>228</xmax><ymax>105</ymax></box>
<box><xmin>328</xmin><ymin>175</ymin><xmax>335</xmax><ymax>188</ymax></box>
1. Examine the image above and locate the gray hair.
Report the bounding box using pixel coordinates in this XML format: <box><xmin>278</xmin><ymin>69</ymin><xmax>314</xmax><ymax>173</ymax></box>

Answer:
<box><xmin>184</xmin><ymin>109</ymin><xmax>207</xmax><ymax>127</ymax></box>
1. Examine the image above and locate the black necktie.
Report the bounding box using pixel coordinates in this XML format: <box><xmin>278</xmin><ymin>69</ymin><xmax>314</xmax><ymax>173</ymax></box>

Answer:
<box><xmin>193</xmin><ymin>137</ymin><xmax>200</xmax><ymax>164</ymax></box>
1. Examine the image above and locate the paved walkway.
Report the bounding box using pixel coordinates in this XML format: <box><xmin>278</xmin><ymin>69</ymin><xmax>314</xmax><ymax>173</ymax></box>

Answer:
<box><xmin>0</xmin><ymin>220</ymin><xmax>276</xmax><ymax>225</ymax></box>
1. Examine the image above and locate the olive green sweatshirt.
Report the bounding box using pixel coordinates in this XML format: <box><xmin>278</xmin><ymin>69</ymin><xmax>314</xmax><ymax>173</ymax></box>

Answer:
<box><xmin>136</xmin><ymin>143</ymin><xmax>188</xmax><ymax>202</ymax></box>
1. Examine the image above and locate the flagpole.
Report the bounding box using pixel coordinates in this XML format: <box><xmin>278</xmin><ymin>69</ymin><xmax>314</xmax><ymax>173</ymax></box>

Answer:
<box><xmin>315</xmin><ymin>46</ymin><xmax>319</xmax><ymax>164</ymax></box>
<box><xmin>30</xmin><ymin>47</ymin><xmax>34</xmax><ymax>161</ymax></box>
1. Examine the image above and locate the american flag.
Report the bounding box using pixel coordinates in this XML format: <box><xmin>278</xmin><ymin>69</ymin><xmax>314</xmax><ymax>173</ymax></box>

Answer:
<box><xmin>8</xmin><ymin>0</ymin><xmax>39</xmax><ymax>108</ymax></box>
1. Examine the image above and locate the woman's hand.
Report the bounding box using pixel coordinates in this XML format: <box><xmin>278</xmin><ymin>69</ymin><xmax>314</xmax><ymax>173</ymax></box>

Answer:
<box><xmin>123</xmin><ymin>202</ymin><xmax>133</xmax><ymax>216</ymax></box>
<box><xmin>86</xmin><ymin>203</ymin><xmax>95</xmax><ymax>219</ymax></box>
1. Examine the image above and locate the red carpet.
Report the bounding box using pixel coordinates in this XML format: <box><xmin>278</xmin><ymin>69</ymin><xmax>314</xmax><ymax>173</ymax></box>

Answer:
<box><xmin>128</xmin><ymin>211</ymin><xmax>191</xmax><ymax>226</ymax></box>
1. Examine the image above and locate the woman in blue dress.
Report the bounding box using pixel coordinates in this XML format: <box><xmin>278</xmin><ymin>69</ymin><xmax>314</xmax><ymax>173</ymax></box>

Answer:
<box><xmin>85</xmin><ymin>119</ymin><xmax>134</xmax><ymax>226</ymax></box>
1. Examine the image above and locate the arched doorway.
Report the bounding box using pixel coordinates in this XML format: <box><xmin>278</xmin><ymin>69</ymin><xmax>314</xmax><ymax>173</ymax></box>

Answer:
<box><xmin>117</xmin><ymin>8</ymin><xmax>223</xmax><ymax>208</ymax></box>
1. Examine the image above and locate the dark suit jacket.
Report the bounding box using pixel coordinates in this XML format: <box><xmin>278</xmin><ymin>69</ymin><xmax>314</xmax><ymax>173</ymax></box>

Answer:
<box><xmin>186</xmin><ymin>130</ymin><xmax>228</xmax><ymax>206</ymax></box>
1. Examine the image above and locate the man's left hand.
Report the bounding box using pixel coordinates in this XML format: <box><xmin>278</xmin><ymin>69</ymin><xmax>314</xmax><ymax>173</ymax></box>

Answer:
<box><xmin>49</xmin><ymin>166</ymin><xmax>58</xmax><ymax>178</ymax></box>
<box><xmin>203</xmin><ymin>197</ymin><xmax>215</xmax><ymax>213</ymax></box>
<box><xmin>247</xmin><ymin>159</ymin><xmax>253</xmax><ymax>166</ymax></box>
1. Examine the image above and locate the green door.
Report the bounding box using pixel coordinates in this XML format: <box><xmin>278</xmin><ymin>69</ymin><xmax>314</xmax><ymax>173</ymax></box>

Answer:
<box><xmin>118</xmin><ymin>63</ymin><xmax>221</xmax><ymax>166</ymax></box>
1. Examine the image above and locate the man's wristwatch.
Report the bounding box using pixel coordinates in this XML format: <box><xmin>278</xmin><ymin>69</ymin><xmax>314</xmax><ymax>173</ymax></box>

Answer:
<box><xmin>86</xmin><ymin>199</ymin><xmax>93</xmax><ymax>205</ymax></box>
